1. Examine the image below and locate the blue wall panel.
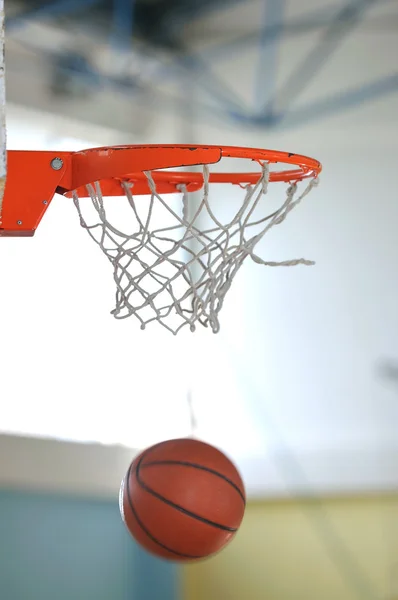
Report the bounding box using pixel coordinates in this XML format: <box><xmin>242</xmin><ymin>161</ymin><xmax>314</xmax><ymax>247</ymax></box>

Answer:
<box><xmin>0</xmin><ymin>489</ymin><xmax>179</xmax><ymax>600</ymax></box>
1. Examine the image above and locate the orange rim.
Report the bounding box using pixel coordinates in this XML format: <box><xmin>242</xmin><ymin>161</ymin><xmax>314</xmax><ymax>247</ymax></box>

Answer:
<box><xmin>68</xmin><ymin>144</ymin><xmax>321</xmax><ymax>197</ymax></box>
<box><xmin>0</xmin><ymin>145</ymin><xmax>321</xmax><ymax>236</ymax></box>
<box><xmin>70</xmin><ymin>144</ymin><xmax>321</xmax><ymax>187</ymax></box>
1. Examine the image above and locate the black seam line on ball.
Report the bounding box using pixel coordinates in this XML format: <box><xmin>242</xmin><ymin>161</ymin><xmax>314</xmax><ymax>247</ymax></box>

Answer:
<box><xmin>136</xmin><ymin>455</ymin><xmax>237</xmax><ymax>532</ymax></box>
<box><xmin>126</xmin><ymin>464</ymin><xmax>204</xmax><ymax>559</ymax></box>
<box><xmin>141</xmin><ymin>460</ymin><xmax>246</xmax><ymax>504</ymax></box>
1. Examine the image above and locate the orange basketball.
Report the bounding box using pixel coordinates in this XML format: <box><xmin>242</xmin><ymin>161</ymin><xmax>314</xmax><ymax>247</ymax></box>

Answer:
<box><xmin>119</xmin><ymin>438</ymin><xmax>246</xmax><ymax>561</ymax></box>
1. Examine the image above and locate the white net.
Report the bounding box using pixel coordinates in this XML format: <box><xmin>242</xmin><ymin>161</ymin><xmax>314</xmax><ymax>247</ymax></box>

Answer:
<box><xmin>72</xmin><ymin>164</ymin><xmax>318</xmax><ymax>334</ymax></box>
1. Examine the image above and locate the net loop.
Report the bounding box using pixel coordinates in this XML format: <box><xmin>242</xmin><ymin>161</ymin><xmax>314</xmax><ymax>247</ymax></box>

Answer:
<box><xmin>72</xmin><ymin>165</ymin><xmax>318</xmax><ymax>334</ymax></box>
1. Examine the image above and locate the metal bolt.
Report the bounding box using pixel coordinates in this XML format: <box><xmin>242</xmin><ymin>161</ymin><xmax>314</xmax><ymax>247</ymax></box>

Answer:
<box><xmin>17</xmin><ymin>220</ymin><xmax>22</xmax><ymax>225</ymax></box>
<box><xmin>43</xmin><ymin>200</ymin><xmax>48</xmax><ymax>205</ymax></box>
<box><xmin>50</xmin><ymin>157</ymin><xmax>64</xmax><ymax>171</ymax></box>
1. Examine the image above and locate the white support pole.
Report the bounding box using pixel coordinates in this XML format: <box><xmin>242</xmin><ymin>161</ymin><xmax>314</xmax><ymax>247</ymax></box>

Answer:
<box><xmin>0</xmin><ymin>0</ymin><xmax>6</xmax><ymax>220</ymax></box>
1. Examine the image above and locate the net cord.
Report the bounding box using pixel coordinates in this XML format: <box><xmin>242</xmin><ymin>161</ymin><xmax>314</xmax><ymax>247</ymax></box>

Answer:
<box><xmin>72</xmin><ymin>164</ymin><xmax>318</xmax><ymax>334</ymax></box>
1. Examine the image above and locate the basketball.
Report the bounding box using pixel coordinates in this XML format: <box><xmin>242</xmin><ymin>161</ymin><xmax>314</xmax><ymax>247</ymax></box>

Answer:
<box><xmin>119</xmin><ymin>438</ymin><xmax>246</xmax><ymax>561</ymax></box>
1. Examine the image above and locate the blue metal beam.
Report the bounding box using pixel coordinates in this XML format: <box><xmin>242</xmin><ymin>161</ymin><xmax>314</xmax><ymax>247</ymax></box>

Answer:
<box><xmin>254</xmin><ymin>0</ymin><xmax>286</xmax><ymax>116</ymax></box>
<box><xmin>278</xmin><ymin>73</ymin><xmax>398</xmax><ymax>129</ymax></box>
<box><xmin>235</xmin><ymin>73</ymin><xmax>398</xmax><ymax>128</ymax></box>
<box><xmin>110</xmin><ymin>0</ymin><xmax>136</xmax><ymax>53</ymax></box>
<box><xmin>168</xmin><ymin>72</ymin><xmax>398</xmax><ymax>130</ymax></box>
<box><xmin>267</xmin><ymin>0</ymin><xmax>379</xmax><ymax>115</ymax></box>
<box><xmin>6</xmin><ymin>0</ymin><xmax>102</xmax><ymax>31</ymax></box>
<box><xmin>199</xmin><ymin>4</ymin><xmax>339</xmax><ymax>62</ymax></box>
<box><xmin>149</xmin><ymin>49</ymin><xmax>248</xmax><ymax>115</ymax></box>
<box><xmin>7</xmin><ymin>0</ymin><xmax>397</xmax><ymax>131</ymax></box>
<box><xmin>13</xmin><ymin>30</ymin><xmax>398</xmax><ymax>131</ymax></box>
<box><xmin>164</xmin><ymin>0</ymin><xmax>246</xmax><ymax>38</ymax></box>
<box><xmin>196</xmin><ymin>0</ymin><xmax>395</xmax><ymax>62</ymax></box>
<box><xmin>151</xmin><ymin>4</ymin><xmax>340</xmax><ymax>81</ymax></box>
<box><xmin>146</xmin><ymin>0</ymin><xmax>391</xmax><ymax>121</ymax></box>
<box><xmin>175</xmin><ymin>53</ymin><xmax>248</xmax><ymax>114</ymax></box>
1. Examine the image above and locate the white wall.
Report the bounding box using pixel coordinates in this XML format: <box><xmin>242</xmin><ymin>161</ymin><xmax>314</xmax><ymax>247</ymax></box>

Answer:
<box><xmin>0</xmin><ymin>433</ymin><xmax>135</xmax><ymax>498</ymax></box>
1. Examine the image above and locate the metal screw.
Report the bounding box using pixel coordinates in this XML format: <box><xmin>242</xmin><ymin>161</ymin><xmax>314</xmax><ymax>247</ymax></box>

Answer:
<box><xmin>50</xmin><ymin>157</ymin><xmax>64</xmax><ymax>171</ymax></box>
<box><xmin>17</xmin><ymin>220</ymin><xmax>22</xmax><ymax>225</ymax></box>
<box><xmin>43</xmin><ymin>200</ymin><xmax>48</xmax><ymax>205</ymax></box>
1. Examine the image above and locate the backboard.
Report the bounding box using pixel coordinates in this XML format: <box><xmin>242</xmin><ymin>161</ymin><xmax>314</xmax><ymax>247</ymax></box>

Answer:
<box><xmin>0</xmin><ymin>0</ymin><xmax>5</xmax><ymax>219</ymax></box>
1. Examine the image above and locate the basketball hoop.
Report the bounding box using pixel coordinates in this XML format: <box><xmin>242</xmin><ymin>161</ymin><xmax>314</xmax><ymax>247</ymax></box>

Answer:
<box><xmin>0</xmin><ymin>145</ymin><xmax>321</xmax><ymax>333</ymax></box>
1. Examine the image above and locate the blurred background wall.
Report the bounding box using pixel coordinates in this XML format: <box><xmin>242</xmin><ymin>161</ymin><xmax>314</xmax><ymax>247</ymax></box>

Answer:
<box><xmin>184</xmin><ymin>497</ymin><xmax>398</xmax><ymax>600</ymax></box>
<box><xmin>1</xmin><ymin>1</ymin><xmax>398</xmax><ymax>599</ymax></box>
<box><xmin>0</xmin><ymin>435</ymin><xmax>179</xmax><ymax>600</ymax></box>
<box><xmin>1</xmin><ymin>433</ymin><xmax>397</xmax><ymax>600</ymax></box>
